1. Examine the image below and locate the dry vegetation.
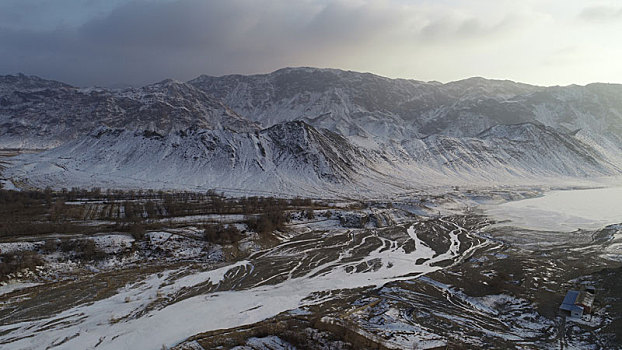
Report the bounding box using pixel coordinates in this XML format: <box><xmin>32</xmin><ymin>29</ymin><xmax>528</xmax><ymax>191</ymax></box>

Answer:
<box><xmin>0</xmin><ymin>187</ymin><xmax>324</xmax><ymax>281</ymax></box>
<box><xmin>0</xmin><ymin>187</ymin><xmax>317</xmax><ymax>239</ymax></box>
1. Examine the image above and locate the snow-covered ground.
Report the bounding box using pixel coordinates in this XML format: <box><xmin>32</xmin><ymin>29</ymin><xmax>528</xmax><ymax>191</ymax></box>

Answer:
<box><xmin>0</xmin><ymin>282</ymin><xmax>40</xmax><ymax>296</ymax></box>
<box><xmin>0</xmin><ymin>221</ymin><xmax>485</xmax><ymax>349</ymax></box>
<box><xmin>1</xmin><ymin>195</ymin><xmax>619</xmax><ymax>349</ymax></box>
<box><xmin>485</xmin><ymin>186</ymin><xmax>622</xmax><ymax>231</ymax></box>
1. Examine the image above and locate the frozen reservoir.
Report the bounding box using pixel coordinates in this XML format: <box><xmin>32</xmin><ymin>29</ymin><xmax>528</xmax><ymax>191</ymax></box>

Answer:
<box><xmin>486</xmin><ymin>187</ymin><xmax>622</xmax><ymax>232</ymax></box>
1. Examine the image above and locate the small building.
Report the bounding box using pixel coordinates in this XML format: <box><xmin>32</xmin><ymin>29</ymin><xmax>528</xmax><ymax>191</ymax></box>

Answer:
<box><xmin>560</xmin><ymin>291</ymin><xmax>584</xmax><ymax>318</ymax></box>
<box><xmin>560</xmin><ymin>288</ymin><xmax>595</xmax><ymax>318</ymax></box>
<box><xmin>576</xmin><ymin>290</ymin><xmax>594</xmax><ymax>314</ymax></box>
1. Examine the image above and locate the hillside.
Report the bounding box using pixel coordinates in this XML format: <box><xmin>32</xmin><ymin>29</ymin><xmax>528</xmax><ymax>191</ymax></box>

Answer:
<box><xmin>2</xmin><ymin>68</ymin><xmax>622</xmax><ymax>194</ymax></box>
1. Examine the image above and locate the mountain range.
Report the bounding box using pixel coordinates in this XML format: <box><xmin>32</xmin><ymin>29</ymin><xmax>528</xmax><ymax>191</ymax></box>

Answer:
<box><xmin>2</xmin><ymin>68</ymin><xmax>621</xmax><ymax>196</ymax></box>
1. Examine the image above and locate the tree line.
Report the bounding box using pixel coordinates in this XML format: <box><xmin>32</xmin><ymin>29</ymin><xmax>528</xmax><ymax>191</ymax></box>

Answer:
<box><xmin>0</xmin><ymin>187</ymin><xmax>319</xmax><ymax>238</ymax></box>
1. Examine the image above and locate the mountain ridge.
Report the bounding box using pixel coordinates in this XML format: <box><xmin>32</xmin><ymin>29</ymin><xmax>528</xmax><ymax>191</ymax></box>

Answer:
<box><xmin>2</xmin><ymin>68</ymin><xmax>622</xmax><ymax>195</ymax></box>
<box><xmin>0</xmin><ymin>75</ymin><xmax>259</xmax><ymax>149</ymax></box>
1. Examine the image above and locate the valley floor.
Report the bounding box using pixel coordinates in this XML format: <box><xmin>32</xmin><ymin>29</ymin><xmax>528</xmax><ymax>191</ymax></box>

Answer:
<box><xmin>0</xmin><ymin>187</ymin><xmax>620</xmax><ymax>349</ymax></box>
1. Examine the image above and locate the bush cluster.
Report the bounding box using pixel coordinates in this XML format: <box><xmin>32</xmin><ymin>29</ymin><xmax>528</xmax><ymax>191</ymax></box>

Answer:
<box><xmin>59</xmin><ymin>239</ymin><xmax>106</xmax><ymax>260</ymax></box>
<box><xmin>203</xmin><ymin>223</ymin><xmax>243</xmax><ymax>244</ymax></box>
<box><xmin>0</xmin><ymin>251</ymin><xmax>43</xmax><ymax>281</ymax></box>
<box><xmin>245</xmin><ymin>210</ymin><xmax>288</xmax><ymax>235</ymax></box>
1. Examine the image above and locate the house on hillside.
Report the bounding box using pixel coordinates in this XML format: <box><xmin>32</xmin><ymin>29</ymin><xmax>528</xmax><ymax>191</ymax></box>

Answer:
<box><xmin>560</xmin><ymin>287</ymin><xmax>595</xmax><ymax>318</ymax></box>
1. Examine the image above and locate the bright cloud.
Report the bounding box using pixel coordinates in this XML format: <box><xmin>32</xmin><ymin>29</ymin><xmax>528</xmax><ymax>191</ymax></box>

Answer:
<box><xmin>0</xmin><ymin>0</ymin><xmax>620</xmax><ymax>87</ymax></box>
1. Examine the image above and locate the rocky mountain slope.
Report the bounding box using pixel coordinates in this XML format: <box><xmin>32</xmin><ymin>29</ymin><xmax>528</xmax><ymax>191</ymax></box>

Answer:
<box><xmin>191</xmin><ymin>68</ymin><xmax>622</xmax><ymax>155</ymax></box>
<box><xmin>2</xmin><ymin>68</ymin><xmax>622</xmax><ymax>195</ymax></box>
<box><xmin>7</xmin><ymin>121</ymin><xmax>377</xmax><ymax>196</ymax></box>
<box><xmin>0</xmin><ymin>75</ymin><xmax>257</xmax><ymax>149</ymax></box>
<box><xmin>189</xmin><ymin>68</ymin><xmax>544</xmax><ymax>139</ymax></box>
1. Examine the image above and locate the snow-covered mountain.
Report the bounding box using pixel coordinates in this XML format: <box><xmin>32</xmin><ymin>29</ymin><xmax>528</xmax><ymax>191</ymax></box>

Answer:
<box><xmin>189</xmin><ymin>68</ymin><xmax>544</xmax><ymax>140</ymax></box>
<box><xmin>2</xmin><ymin>68</ymin><xmax>622</xmax><ymax>195</ymax></box>
<box><xmin>7</xmin><ymin>120</ymin><xmax>619</xmax><ymax>197</ymax></box>
<box><xmin>0</xmin><ymin>75</ymin><xmax>257</xmax><ymax>149</ymax></box>
<box><xmin>6</xmin><ymin>121</ymin><xmax>377</xmax><ymax>196</ymax></box>
<box><xmin>190</xmin><ymin>68</ymin><xmax>622</xmax><ymax>147</ymax></box>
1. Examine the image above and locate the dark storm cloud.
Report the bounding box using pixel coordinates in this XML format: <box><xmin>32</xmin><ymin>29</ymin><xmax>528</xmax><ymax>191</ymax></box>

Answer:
<box><xmin>0</xmin><ymin>0</ymin><xmax>129</xmax><ymax>30</ymax></box>
<box><xmin>0</xmin><ymin>0</ymin><xmax>525</xmax><ymax>87</ymax></box>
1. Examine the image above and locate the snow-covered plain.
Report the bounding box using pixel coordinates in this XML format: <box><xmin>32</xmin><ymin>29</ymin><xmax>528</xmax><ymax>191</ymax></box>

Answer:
<box><xmin>486</xmin><ymin>187</ymin><xmax>622</xmax><ymax>231</ymax></box>
<box><xmin>0</xmin><ymin>282</ymin><xmax>40</xmax><ymax>297</ymax></box>
<box><xmin>0</xmin><ymin>223</ymin><xmax>484</xmax><ymax>349</ymax></box>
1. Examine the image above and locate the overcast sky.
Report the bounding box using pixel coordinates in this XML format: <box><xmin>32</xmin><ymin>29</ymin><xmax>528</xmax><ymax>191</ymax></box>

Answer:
<box><xmin>1</xmin><ymin>0</ymin><xmax>621</xmax><ymax>87</ymax></box>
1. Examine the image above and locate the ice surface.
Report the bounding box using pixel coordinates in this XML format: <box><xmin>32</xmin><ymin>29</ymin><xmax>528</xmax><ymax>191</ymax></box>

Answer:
<box><xmin>486</xmin><ymin>187</ymin><xmax>622</xmax><ymax>231</ymax></box>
